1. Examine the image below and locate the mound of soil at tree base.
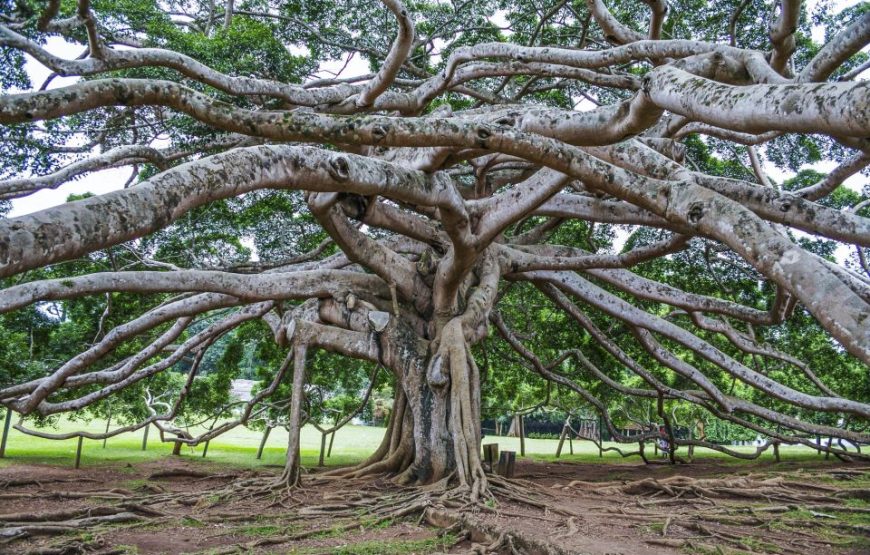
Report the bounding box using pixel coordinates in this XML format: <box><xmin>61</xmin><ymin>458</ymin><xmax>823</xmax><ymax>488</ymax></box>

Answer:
<box><xmin>1</xmin><ymin>457</ymin><xmax>868</xmax><ymax>554</ymax></box>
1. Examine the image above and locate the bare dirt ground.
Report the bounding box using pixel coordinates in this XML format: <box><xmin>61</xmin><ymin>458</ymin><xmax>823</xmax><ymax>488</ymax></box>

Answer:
<box><xmin>1</xmin><ymin>457</ymin><xmax>868</xmax><ymax>554</ymax></box>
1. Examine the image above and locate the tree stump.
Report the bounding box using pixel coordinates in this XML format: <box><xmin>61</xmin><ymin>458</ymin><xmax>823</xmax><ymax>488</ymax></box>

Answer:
<box><xmin>496</xmin><ymin>450</ymin><xmax>516</xmax><ymax>478</ymax></box>
<box><xmin>483</xmin><ymin>443</ymin><xmax>499</xmax><ymax>471</ymax></box>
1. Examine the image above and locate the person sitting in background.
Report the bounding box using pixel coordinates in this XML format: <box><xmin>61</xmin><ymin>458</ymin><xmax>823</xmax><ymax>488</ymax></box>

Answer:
<box><xmin>658</xmin><ymin>425</ymin><xmax>670</xmax><ymax>458</ymax></box>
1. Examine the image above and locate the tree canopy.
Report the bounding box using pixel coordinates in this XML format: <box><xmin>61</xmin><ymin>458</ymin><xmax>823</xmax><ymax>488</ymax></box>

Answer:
<box><xmin>0</xmin><ymin>0</ymin><xmax>869</xmax><ymax>495</ymax></box>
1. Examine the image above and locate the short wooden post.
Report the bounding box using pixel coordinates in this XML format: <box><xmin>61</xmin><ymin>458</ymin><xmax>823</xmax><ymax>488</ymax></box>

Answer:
<box><xmin>74</xmin><ymin>436</ymin><xmax>84</xmax><ymax>469</ymax></box>
<box><xmin>483</xmin><ymin>443</ymin><xmax>499</xmax><ymax>469</ymax></box>
<box><xmin>497</xmin><ymin>450</ymin><xmax>516</xmax><ymax>478</ymax></box>
<box><xmin>327</xmin><ymin>430</ymin><xmax>336</xmax><ymax>458</ymax></box>
<box><xmin>0</xmin><ymin>407</ymin><xmax>12</xmax><ymax>458</ymax></box>
<box><xmin>256</xmin><ymin>426</ymin><xmax>272</xmax><ymax>460</ymax></box>
<box><xmin>141</xmin><ymin>424</ymin><xmax>150</xmax><ymax>451</ymax></box>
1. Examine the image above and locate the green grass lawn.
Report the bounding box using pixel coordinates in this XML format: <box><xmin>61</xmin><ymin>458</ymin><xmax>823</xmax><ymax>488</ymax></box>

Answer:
<box><xmin>0</xmin><ymin>414</ymin><xmax>831</xmax><ymax>470</ymax></box>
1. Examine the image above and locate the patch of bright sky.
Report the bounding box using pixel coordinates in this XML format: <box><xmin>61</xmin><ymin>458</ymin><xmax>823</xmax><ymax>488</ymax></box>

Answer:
<box><xmin>7</xmin><ymin>0</ymin><xmax>868</xmax><ymax>223</ymax></box>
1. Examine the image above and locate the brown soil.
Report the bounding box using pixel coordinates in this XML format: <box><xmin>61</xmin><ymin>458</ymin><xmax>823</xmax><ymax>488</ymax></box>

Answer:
<box><xmin>1</xmin><ymin>456</ymin><xmax>868</xmax><ymax>554</ymax></box>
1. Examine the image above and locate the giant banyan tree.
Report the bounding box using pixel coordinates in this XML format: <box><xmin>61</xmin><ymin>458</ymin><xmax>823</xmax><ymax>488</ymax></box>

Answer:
<box><xmin>0</xmin><ymin>0</ymin><xmax>869</xmax><ymax>502</ymax></box>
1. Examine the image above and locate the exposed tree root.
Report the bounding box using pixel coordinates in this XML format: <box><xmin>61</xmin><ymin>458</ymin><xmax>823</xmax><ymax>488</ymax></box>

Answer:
<box><xmin>0</xmin><ymin>478</ymin><xmax>100</xmax><ymax>489</ymax></box>
<box><xmin>0</xmin><ymin>512</ymin><xmax>141</xmax><ymax>544</ymax></box>
<box><xmin>562</xmin><ymin>474</ymin><xmax>848</xmax><ymax>504</ymax></box>
<box><xmin>146</xmin><ymin>468</ymin><xmax>216</xmax><ymax>480</ymax></box>
<box><xmin>22</xmin><ymin>536</ymin><xmax>119</xmax><ymax>555</ymax></box>
<box><xmin>424</xmin><ymin>507</ymin><xmax>571</xmax><ymax>555</ymax></box>
<box><xmin>5</xmin><ymin>465</ymin><xmax>868</xmax><ymax>555</ymax></box>
<box><xmin>547</xmin><ymin>468</ymin><xmax>870</xmax><ymax>555</ymax></box>
<box><xmin>8</xmin><ymin>461</ymin><xmax>865</xmax><ymax>554</ymax></box>
<box><xmin>0</xmin><ymin>490</ymin><xmax>134</xmax><ymax>501</ymax></box>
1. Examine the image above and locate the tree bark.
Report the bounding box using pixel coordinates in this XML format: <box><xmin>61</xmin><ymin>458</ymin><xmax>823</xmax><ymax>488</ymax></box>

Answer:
<box><xmin>280</xmin><ymin>344</ymin><xmax>308</xmax><ymax>487</ymax></box>
<box><xmin>0</xmin><ymin>407</ymin><xmax>11</xmax><ymax>458</ymax></box>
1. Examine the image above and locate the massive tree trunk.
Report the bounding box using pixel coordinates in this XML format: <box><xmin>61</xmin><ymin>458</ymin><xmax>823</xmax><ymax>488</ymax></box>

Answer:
<box><xmin>399</xmin><ymin>320</ymin><xmax>485</xmax><ymax>494</ymax></box>
<box><xmin>316</xmin><ymin>306</ymin><xmax>487</xmax><ymax>494</ymax></box>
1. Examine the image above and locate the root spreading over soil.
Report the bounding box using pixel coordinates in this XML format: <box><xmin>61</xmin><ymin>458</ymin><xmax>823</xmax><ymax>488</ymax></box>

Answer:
<box><xmin>1</xmin><ymin>457</ymin><xmax>868</xmax><ymax>554</ymax></box>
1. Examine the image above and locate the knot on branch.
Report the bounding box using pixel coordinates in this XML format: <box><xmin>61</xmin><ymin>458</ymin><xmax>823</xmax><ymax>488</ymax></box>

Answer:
<box><xmin>327</xmin><ymin>156</ymin><xmax>351</xmax><ymax>181</ymax></box>
<box><xmin>371</xmin><ymin>125</ymin><xmax>389</xmax><ymax>142</ymax></box>
<box><xmin>337</xmin><ymin>193</ymin><xmax>370</xmax><ymax>220</ymax></box>
<box><xmin>687</xmin><ymin>202</ymin><xmax>705</xmax><ymax>224</ymax></box>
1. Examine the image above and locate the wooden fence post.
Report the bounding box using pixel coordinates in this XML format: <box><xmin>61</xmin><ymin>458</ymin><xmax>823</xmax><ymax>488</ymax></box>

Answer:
<box><xmin>483</xmin><ymin>443</ymin><xmax>499</xmax><ymax>470</ymax></box>
<box><xmin>497</xmin><ymin>451</ymin><xmax>516</xmax><ymax>478</ymax></box>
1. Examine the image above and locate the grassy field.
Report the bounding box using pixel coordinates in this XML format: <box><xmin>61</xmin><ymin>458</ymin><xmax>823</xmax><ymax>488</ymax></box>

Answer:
<box><xmin>0</xmin><ymin>414</ymin><xmax>832</xmax><ymax>470</ymax></box>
